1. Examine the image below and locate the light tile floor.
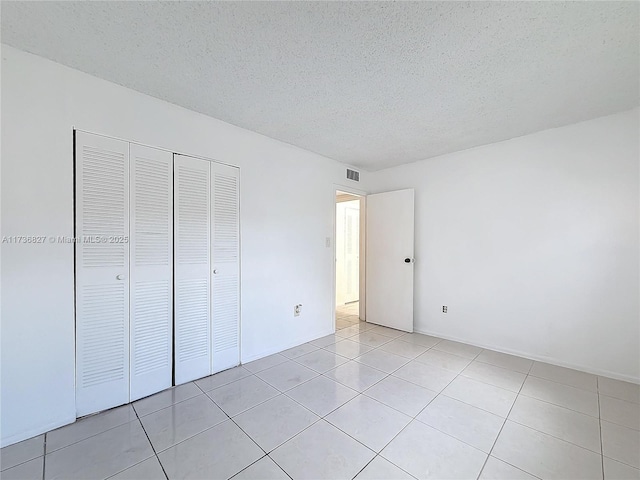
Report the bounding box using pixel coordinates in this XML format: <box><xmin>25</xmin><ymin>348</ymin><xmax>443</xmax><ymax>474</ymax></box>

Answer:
<box><xmin>336</xmin><ymin>302</ymin><xmax>361</xmax><ymax>332</ymax></box>
<box><xmin>2</xmin><ymin>319</ymin><xmax>639</xmax><ymax>480</ymax></box>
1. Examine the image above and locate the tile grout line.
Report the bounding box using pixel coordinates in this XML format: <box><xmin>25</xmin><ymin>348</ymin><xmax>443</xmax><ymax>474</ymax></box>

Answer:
<box><xmin>42</xmin><ymin>433</ymin><xmax>46</xmax><ymax>480</ymax></box>
<box><xmin>342</xmin><ymin>329</ymin><xmax>613</xmax><ymax>427</ymax></box>
<box><xmin>281</xmin><ymin>379</ymin><xmax>360</xmax><ymax>419</ymax></box>
<box><xmin>228</xmin><ymin>453</ymin><xmax>291</xmax><ymax>480</ymax></box>
<box><xmin>134</xmin><ymin>384</ymin><xmax>214</xmax><ymax>418</ymax></box>
<box><xmin>369</xmin><ymin>353</ymin><xmax>466</xmax><ymax>478</ymax></box>
<box><xmin>487</xmin><ymin>363</ymin><xmax>614</xmax><ymax>462</ymax></box>
<box><xmin>351</xmin><ymin>452</ymin><xmax>418</xmax><ymax>480</ymax></box>
<box><xmin>6</xmin><ymin>325</ymin><xmax>634</xmax><ymax>479</ymax></box>
<box><xmin>475</xmin><ymin>371</ymin><xmax>520</xmax><ymax>479</ymax></box>
<box><xmin>265</xmin><ymin>455</ymin><xmax>295</xmax><ymax>480</ymax></box>
<box><xmin>193</xmin><ymin>374</ymin><xmax>271</xmax><ymax>459</ymax></box>
<box><xmin>598</xmin><ymin>392</ymin><xmax>640</xmax><ymax>406</ymax></box>
<box><xmin>502</xmin><ymin>417</ymin><xmax>604</xmax><ymax>456</ymax></box>
<box><xmin>142</xmin><ymin>380</ymin><xmax>264</xmax><ymax>475</ymax></box>
<box><xmin>131</xmin><ymin>400</ymin><xmax>169</xmax><ymax>480</ymax></box>
<box><xmin>38</xmin><ymin>407</ymin><xmax>140</xmax><ymax>458</ymax></box>
<box><xmin>331</xmin><ymin>307</ymin><xmax>422</xmax><ymax>480</ymax></box>
<box><xmin>516</xmin><ymin>390</ymin><xmax>600</xmax><ymax>419</ymax></box>
<box><xmin>249</xmin><ymin>325</ymin><xmax>418</xmax><ymax>479</ymax></box>
<box><xmin>225</xmin><ymin>378</ymin><xmax>375</xmax><ymax>479</ymax></box>
<box><xmin>200</xmin><ymin>369</ymin><xmax>285</xmax><ymax>419</ymax></box>
<box><xmin>346</xmin><ymin>343</ymin><xmax>472</xmax><ymax>480</ymax></box>
<box><xmin>597</xmin><ymin>377</ymin><xmax>605</xmax><ymax>480</ymax></box>
<box><xmin>526</xmin><ymin>372</ymin><xmax>601</xmax><ymax>394</ymax></box>
<box><xmin>152</xmin><ymin>384</ymin><xmax>271</xmax><ymax>478</ymax></box>
<box><xmin>231</xmin><ymin>381</ymin><xmax>326</xmax><ymax>451</ymax></box>
<box><xmin>225</xmin><ymin>371</ymin><xmax>340</xmax><ymax>479</ymax></box>
<box><xmin>192</xmin><ymin>375</ymin><xmax>286</xmax><ymax>479</ymax></box>
<box><xmin>264</xmin><ymin>407</ymin><xmax>380</xmax><ymax>480</ymax></box>
<box><xmin>515</xmin><ymin>367</ymin><xmax>607</xmax><ymax>418</ymax></box>
<box><xmin>254</xmin><ymin>364</ymin><xmax>323</xmax><ymax>396</ymax></box>
<box><xmin>195</xmin><ymin>369</ymin><xmax>328</xmax><ymax>471</ymax></box>
<box><xmin>475</xmin><ymin>356</ymin><xmax>542</xmax><ymax>480</ymax></box>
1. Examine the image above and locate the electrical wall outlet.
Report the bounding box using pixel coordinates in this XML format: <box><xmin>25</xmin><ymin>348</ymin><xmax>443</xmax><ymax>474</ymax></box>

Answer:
<box><xmin>294</xmin><ymin>304</ymin><xmax>302</xmax><ymax>316</ymax></box>
<box><xmin>442</xmin><ymin>306</ymin><xmax>448</xmax><ymax>313</ymax></box>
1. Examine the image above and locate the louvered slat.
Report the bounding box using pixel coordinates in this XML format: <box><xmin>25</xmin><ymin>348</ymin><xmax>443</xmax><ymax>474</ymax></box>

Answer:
<box><xmin>129</xmin><ymin>144</ymin><xmax>173</xmax><ymax>401</ymax></box>
<box><xmin>211</xmin><ymin>164</ymin><xmax>240</xmax><ymax>372</ymax></box>
<box><xmin>79</xmin><ymin>284</ymin><xmax>126</xmax><ymax>387</ymax></box>
<box><xmin>132</xmin><ymin>281</ymin><xmax>170</xmax><ymax>374</ymax></box>
<box><xmin>75</xmin><ymin>132</ymin><xmax>130</xmax><ymax>417</ymax></box>
<box><xmin>81</xmin><ymin>146</ymin><xmax>127</xmax><ymax>268</ymax></box>
<box><xmin>176</xmin><ymin>279</ymin><xmax>210</xmax><ymax>361</ymax></box>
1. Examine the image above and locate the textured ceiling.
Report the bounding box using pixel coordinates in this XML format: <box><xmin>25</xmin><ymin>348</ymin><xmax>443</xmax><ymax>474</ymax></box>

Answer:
<box><xmin>2</xmin><ymin>1</ymin><xmax>638</xmax><ymax>171</ymax></box>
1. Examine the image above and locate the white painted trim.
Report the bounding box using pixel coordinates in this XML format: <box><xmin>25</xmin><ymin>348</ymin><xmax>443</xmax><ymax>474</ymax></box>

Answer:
<box><xmin>74</xmin><ymin>128</ymin><xmax>240</xmax><ymax>170</ymax></box>
<box><xmin>240</xmin><ymin>329</ymin><xmax>334</xmax><ymax>364</ymax></box>
<box><xmin>0</xmin><ymin>416</ymin><xmax>76</xmax><ymax>449</ymax></box>
<box><xmin>415</xmin><ymin>328</ymin><xmax>640</xmax><ymax>385</ymax></box>
<box><xmin>358</xmin><ymin>196</ymin><xmax>366</xmax><ymax>322</ymax></box>
<box><xmin>332</xmin><ymin>184</ymin><xmax>367</xmax><ymax>332</ymax></box>
<box><xmin>335</xmin><ymin>184</ymin><xmax>367</xmax><ymax>197</ymax></box>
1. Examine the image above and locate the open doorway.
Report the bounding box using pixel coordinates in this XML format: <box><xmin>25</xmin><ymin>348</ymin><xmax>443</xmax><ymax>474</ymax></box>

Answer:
<box><xmin>335</xmin><ymin>190</ymin><xmax>365</xmax><ymax>331</ymax></box>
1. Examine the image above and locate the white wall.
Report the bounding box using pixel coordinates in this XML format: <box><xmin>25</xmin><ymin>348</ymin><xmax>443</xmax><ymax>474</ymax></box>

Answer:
<box><xmin>0</xmin><ymin>45</ymin><xmax>363</xmax><ymax>446</ymax></box>
<box><xmin>369</xmin><ymin>109</ymin><xmax>640</xmax><ymax>383</ymax></box>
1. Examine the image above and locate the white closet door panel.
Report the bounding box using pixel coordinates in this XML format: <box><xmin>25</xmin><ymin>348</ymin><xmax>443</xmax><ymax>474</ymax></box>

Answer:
<box><xmin>211</xmin><ymin>163</ymin><xmax>240</xmax><ymax>373</ymax></box>
<box><xmin>129</xmin><ymin>144</ymin><xmax>173</xmax><ymax>401</ymax></box>
<box><xmin>174</xmin><ymin>155</ymin><xmax>211</xmax><ymax>384</ymax></box>
<box><xmin>75</xmin><ymin>131</ymin><xmax>130</xmax><ymax>416</ymax></box>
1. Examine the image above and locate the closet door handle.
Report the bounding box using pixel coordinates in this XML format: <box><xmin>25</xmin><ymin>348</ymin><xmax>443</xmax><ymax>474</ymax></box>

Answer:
<box><xmin>116</xmin><ymin>274</ymin><xmax>126</xmax><ymax>280</ymax></box>
<box><xmin>213</xmin><ymin>269</ymin><xmax>218</xmax><ymax>275</ymax></box>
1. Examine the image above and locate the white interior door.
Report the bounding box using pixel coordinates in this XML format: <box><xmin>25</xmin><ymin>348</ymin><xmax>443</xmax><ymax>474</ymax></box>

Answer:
<box><xmin>174</xmin><ymin>154</ymin><xmax>211</xmax><ymax>384</ymax></box>
<box><xmin>344</xmin><ymin>203</ymin><xmax>360</xmax><ymax>304</ymax></box>
<box><xmin>336</xmin><ymin>199</ymin><xmax>360</xmax><ymax>306</ymax></box>
<box><xmin>75</xmin><ymin>131</ymin><xmax>130</xmax><ymax>416</ymax></box>
<box><xmin>335</xmin><ymin>203</ymin><xmax>347</xmax><ymax>306</ymax></box>
<box><xmin>366</xmin><ymin>189</ymin><xmax>415</xmax><ymax>332</ymax></box>
<box><xmin>129</xmin><ymin>144</ymin><xmax>173</xmax><ymax>401</ymax></box>
<box><xmin>211</xmin><ymin>163</ymin><xmax>240</xmax><ymax>373</ymax></box>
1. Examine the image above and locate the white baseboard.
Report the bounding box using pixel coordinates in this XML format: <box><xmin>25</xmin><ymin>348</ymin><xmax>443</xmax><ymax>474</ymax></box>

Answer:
<box><xmin>240</xmin><ymin>329</ymin><xmax>334</xmax><ymax>364</ymax></box>
<box><xmin>1</xmin><ymin>415</ymin><xmax>76</xmax><ymax>448</ymax></box>
<box><xmin>415</xmin><ymin>328</ymin><xmax>640</xmax><ymax>385</ymax></box>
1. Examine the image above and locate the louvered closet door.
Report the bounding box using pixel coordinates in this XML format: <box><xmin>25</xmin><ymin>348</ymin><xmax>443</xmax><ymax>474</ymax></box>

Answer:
<box><xmin>174</xmin><ymin>155</ymin><xmax>211</xmax><ymax>384</ymax></box>
<box><xmin>211</xmin><ymin>163</ymin><xmax>240</xmax><ymax>372</ymax></box>
<box><xmin>129</xmin><ymin>144</ymin><xmax>173</xmax><ymax>401</ymax></box>
<box><xmin>75</xmin><ymin>132</ymin><xmax>130</xmax><ymax>416</ymax></box>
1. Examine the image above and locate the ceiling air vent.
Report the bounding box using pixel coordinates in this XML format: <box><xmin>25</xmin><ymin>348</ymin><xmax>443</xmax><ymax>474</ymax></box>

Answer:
<box><xmin>346</xmin><ymin>169</ymin><xmax>360</xmax><ymax>182</ymax></box>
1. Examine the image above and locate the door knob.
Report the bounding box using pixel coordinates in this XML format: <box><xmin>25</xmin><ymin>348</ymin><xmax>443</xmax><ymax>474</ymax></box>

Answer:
<box><xmin>213</xmin><ymin>269</ymin><xmax>218</xmax><ymax>275</ymax></box>
<box><xmin>404</xmin><ymin>258</ymin><xmax>412</xmax><ymax>263</ymax></box>
<box><xmin>116</xmin><ymin>274</ymin><xmax>126</xmax><ymax>280</ymax></box>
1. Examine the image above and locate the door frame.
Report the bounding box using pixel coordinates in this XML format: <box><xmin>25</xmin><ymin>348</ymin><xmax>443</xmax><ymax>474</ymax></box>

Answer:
<box><xmin>332</xmin><ymin>185</ymin><xmax>367</xmax><ymax>333</ymax></box>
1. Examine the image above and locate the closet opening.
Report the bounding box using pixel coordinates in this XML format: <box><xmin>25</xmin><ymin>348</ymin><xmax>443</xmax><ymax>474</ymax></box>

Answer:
<box><xmin>74</xmin><ymin>130</ymin><xmax>240</xmax><ymax>418</ymax></box>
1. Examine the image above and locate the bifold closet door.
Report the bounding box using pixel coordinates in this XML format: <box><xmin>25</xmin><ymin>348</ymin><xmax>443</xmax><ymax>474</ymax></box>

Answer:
<box><xmin>75</xmin><ymin>132</ymin><xmax>130</xmax><ymax>417</ymax></box>
<box><xmin>129</xmin><ymin>144</ymin><xmax>173</xmax><ymax>401</ymax></box>
<box><xmin>211</xmin><ymin>163</ymin><xmax>240</xmax><ymax>373</ymax></box>
<box><xmin>174</xmin><ymin>155</ymin><xmax>212</xmax><ymax>384</ymax></box>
